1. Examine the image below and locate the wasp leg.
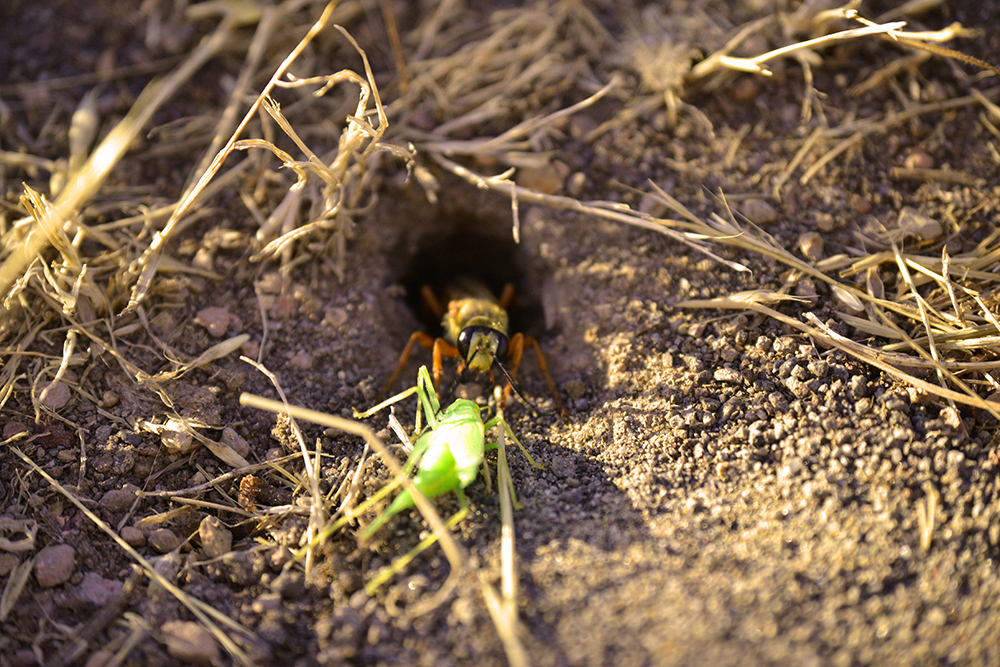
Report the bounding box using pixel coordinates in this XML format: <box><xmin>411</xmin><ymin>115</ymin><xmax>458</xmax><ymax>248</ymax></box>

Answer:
<box><xmin>420</xmin><ymin>285</ymin><xmax>446</xmax><ymax>319</ymax></box>
<box><xmin>381</xmin><ymin>331</ymin><xmax>437</xmax><ymax>397</ymax></box>
<box><xmin>506</xmin><ymin>332</ymin><xmax>568</xmax><ymax>415</ymax></box>
<box><xmin>431</xmin><ymin>336</ymin><xmax>460</xmax><ymax>393</ymax></box>
<box><xmin>497</xmin><ymin>282</ymin><xmax>516</xmax><ymax>310</ymax></box>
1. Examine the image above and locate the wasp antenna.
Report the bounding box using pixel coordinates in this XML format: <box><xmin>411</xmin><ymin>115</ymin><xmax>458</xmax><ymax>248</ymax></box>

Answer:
<box><xmin>441</xmin><ymin>366</ymin><xmax>465</xmax><ymax>414</ymax></box>
<box><xmin>490</xmin><ymin>351</ymin><xmax>545</xmax><ymax>414</ymax></box>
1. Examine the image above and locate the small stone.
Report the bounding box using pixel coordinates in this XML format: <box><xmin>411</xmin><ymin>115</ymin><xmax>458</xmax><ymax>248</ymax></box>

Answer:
<box><xmin>290</xmin><ymin>352</ymin><xmax>313</xmax><ymax>369</ymax></box>
<box><xmin>516</xmin><ymin>164</ymin><xmax>563</xmax><ymax>194</ymax></box>
<box><xmin>940</xmin><ymin>406</ymin><xmax>962</xmax><ymax>430</ymax></box>
<box><xmin>241</xmin><ymin>339</ymin><xmax>260</xmax><ymax>359</ymax></box>
<box><xmin>714</xmin><ymin>368</ymin><xmax>743</xmax><ymax>384</ymax></box>
<box><xmin>100</xmin><ymin>391</ymin><xmax>119</xmax><ymax>408</ymax></box>
<box><xmin>220</xmin><ymin>427</ymin><xmax>250</xmax><ymax>458</ymax></box>
<box><xmin>807</xmin><ymin>360</ymin><xmax>829</xmax><ymax>379</ymax></box>
<box><xmin>199</xmin><ymin>516</ymin><xmax>232</xmax><ymax>558</ymax></box>
<box><xmin>35</xmin><ymin>544</ymin><xmax>76</xmax><ymax>587</ymax></box>
<box><xmin>797</xmin><ymin>232</ymin><xmax>824</xmax><ymax>261</ymax></box>
<box><xmin>195</xmin><ymin>307</ymin><xmax>231</xmax><ymax>338</ymax></box>
<box><xmin>148</xmin><ymin>528</ymin><xmax>181</xmax><ymax>553</ymax></box>
<box><xmin>0</xmin><ymin>553</ymin><xmax>21</xmax><ymax>576</ymax></box>
<box><xmin>120</xmin><ymin>526</ymin><xmax>146</xmax><ymax>547</ymax></box>
<box><xmin>814</xmin><ymin>212</ymin><xmax>836</xmax><ymax>232</ymax></box>
<box><xmin>778</xmin><ymin>457</ymin><xmax>804</xmax><ymax>482</ymax></box>
<box><xmin>741</xmin><ymin>198</ymin><xmax>778</xmax><ymax>225</ymax></box>
<box><xmin>99</xmin><ymin>484</ymin><xmax>141</xmax><ymax>513</ymax></box>
<box><xmin>3</xmin><ymin>421</ymin><xmax>28</xmax><ymax>439</ymax></box>
<box><xmin>39</xmin><ymin>381</ymin><xmax>71</xmax><ymax>410</ymax></box>
<box><xmin>322</xmin><ymin>307</ymin><xmax>349</xmax><ymax>328</ymax></box>
<box><xmin>219</xmin><ymin>551</ymin><xmax>263</xmax><ymax>586</ymax></box>
<box><xmin>149</xmin><ymin>311</ymin><xmax>176</xmax><ymax>337</ymax></box>
<box><xmin>162</xmin><ymin>621</ymin><xmax>220</xmax><ymax>666</ymax></box>
<box><xmin>77</xmin><ymin>572</ymin><xmax>122</xmax><ymax>605</ymax></box>
<box><xmin>903</xmin><ymin>152</ymin><xmax>934</xmax><ymax>169</ymax></box>
<box><xmin>564</xmin><ymin>380</ymin><xmax>586</xmax><ymax>400</ymax></box>
<box><xmin>269</xmin><ymin>546</ymin><xmax>293</xmax><ymax>572</ymax></box>
<box><xmin>730</xmin><ymin>75</ymin><xmax>759</xmax><ymax>102</ymax></box>
<box><xmin>191</xmin><ymin>247</ymin><xmax>214</xmax><ymax>272</ymax></box>
<box><xmin>897</xmin><ymin>207</ymin><xmax>942</xmax><ymax>241</ymax></box>
<box><xmin>566</xmin><ymin>172</ymin><xmax>586</xmax><ymax>197</ymax></box>
<box><xmin>157</xmin><ymin>418</ymin><xmax>197</xmax><ymax>454</ymax></box>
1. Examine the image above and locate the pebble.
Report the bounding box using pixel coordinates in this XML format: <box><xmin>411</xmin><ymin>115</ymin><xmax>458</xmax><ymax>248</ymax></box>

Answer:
<box><xmin>220</xmin><ymin>427</ymin><xmax>250</xmax><ymax>459</ymax></box>
<box><xmin>903</xmin><ymin>152</ymin><xmax>934</xmax><ymax>169</ymax></box>
<box><xmin>797</xmin><ymin>232</ymin><xmax>824</xmax><ymax>261</ymax></box>
<box><xmin>39</xmin><ymin>381</ymin><xmax>71</xmax><ymax>410</ymax></box>
<box><xmin>779</xmin><ymin>458</ymin><xmax>805</xmax><ymax>482</ymax></box>
<box><xmin>100</xmin><ymin>391</ymin><xmax>120</xmax><ymax>408</ymax></box>
<box><xmin>0</xmin><ymin>553</ymin><xmax>19</xmax><ymax>576</ymax></box>
<box><xmin>714</xmin><ymin>368</ymin><xmax>743</xmax><ymax>384</ymax></box>
<box><xmin>322</xmin><ymin>307</ymin><xmax>349</xmax><ymax>328</ymax></box>
<box><xmin>195</xmin><ymin>307</ymin><xmax>231</xmax><ymax>338</ymax></box>
<box><xmin>199</xmin><ymin>516</ymin><xmax>232</xmax><ymax>558</ymax></box>
<box><xmin>241</xmin><ymin>339</ymin><xmax>260</xmax><ymax>359</ymax></box>
<box><xmin>148</xmin><ymin>528</ymin><xmax>181</xmax><ymax>553</ymax></box>
<box><xmin>162</xmin><ymin>621</ymin><xmax>220</xmax><ymax>666</ymax></box>
<box><xmin>516</xmin><ymin>163</ymin><xmax>564</xmax><ymax>194</ymax></box>
<box><xmin>290</xmin><ymin>352</ymin><xmax>313</xmax><ymax>369</ymax></box>
<box><xmin>563</xmin><ymin>380</ymin><xmax>586</xmax><ymax>399</ymax></box>
<box><xmin>34</xmin><ymin>544</ymin><xmax>76</xmax><ymax>587</ymax></box>
<box><xmin>219</xmin><ymin>551</ymin><xmax>263</xmax><ymax>586</ymax></box>
<box><xmin>269</xmin><ymin>546</ymin><xmax>293</xmax><ymax>572</ymax></box>
<box><xmin>120</xmin><ymin>526</ymin><xmax>146</xmax><ymax>547</ymax></box>
<box><xmin>741</xmin><ymin>198</ymin><xmax>778</xmax><ymax>225</ymax></box>
<box><xmin>158</xmin><ymin>418</ymin><xmax>196</xmax><ymax>454</ymax></box>
<box><xmin>150</xmin><ymin>311</ymin><xmax>176</xmax><ymax>337</ymax></box>
<box><xmin>77</xmin><ymin>572</ymin><xmax>122</xmax><ymax>605</ymax></box>
<box><xmin>99</xmin><ymin>484</ymin><xmax>141</xmax><ymax>513</ymax></box>
<box><xmin>897</xmin><ymin>207</ymin><xmax>943</xmax><ymax>241</ymax></box>
<box><xmin>566</xmin><ymin>172</ymin><xmax>586</xmax><ymax>197</ymax></box>
<box><xmin>3</xmin><ymin>421</ymin><xmax>28</xmax><ymax>439</ymax></box>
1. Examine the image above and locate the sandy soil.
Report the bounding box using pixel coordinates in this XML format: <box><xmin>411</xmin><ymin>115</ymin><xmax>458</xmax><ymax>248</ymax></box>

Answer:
<box><xmin>2</xmin><ymin>1</ymin><xmax>1000</xmax><ymax>666</ymax></box>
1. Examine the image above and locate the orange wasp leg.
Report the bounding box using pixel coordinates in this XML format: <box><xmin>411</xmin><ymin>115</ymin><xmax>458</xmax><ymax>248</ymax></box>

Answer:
<box><xmin>504</xmin><ymin>332</ymin><xmax>567</xmax><ymax>415</ymax></box>
<box><xmin>380</xmin><ymin>286</ymin><xmax>459</xmax><ymax>397</ymax></box>
<box><xmin>431</xmin><ymin>337</ymin><xmax>461</xmax><ymax>393</ymax></box>
<box><xmin>381</xmin><ymin>331</ymin><xmax>436</xmax><ymax>398</ymax></box>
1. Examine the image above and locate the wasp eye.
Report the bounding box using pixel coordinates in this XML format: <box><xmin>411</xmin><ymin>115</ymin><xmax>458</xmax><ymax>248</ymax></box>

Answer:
<box><xmin>457</xmin><ymin>327</ymin><xmax>474</xmax><ymax>359</ymax></box>
<box><xmin>494</xmin><ymin>333</ymin><xmax>509</xmax><ymax>361</ymax></box>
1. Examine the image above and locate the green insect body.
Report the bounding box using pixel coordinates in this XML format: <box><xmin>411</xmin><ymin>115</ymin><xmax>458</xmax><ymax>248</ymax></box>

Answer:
<box><xmin>356</xmin><ymin>365</ymin><xmax>542</xmax><ymax>543</ymax></box>
<box><xmin>361</xmin><ymin>398</ymin><xmax>485</xmax><ymax>538</ymax></box>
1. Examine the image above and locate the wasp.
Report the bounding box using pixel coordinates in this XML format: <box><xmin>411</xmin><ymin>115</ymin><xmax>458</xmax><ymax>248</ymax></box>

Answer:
<box><xmin>383</xmin><ymin>277</ymin><xmax>566</xmax><ymax>414</ymax></box>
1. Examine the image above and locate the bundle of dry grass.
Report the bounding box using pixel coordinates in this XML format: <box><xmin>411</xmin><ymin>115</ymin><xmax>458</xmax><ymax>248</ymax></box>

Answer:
<box><xmin>2</xmin><ymin>0</ymin><xmax>998</xmax><ymax>664</ymax></box>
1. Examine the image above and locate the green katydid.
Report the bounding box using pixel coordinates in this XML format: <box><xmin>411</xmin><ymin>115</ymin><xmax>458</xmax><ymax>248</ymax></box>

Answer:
<box><xmin>240</xmin><ymin>365</ymin><xmax>542</xmax><ymax>594</ymax></box>
<box><xmin>353</xmin><ymin>365</ymin><xmax>544</xmax><ymax>591</ymax></box>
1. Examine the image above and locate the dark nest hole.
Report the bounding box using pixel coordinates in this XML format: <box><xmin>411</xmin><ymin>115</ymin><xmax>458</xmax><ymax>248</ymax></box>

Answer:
<box><xmin>390</xmin><ymin>200</ymin><xmax>550</xmax><ymax>344</ymax></box>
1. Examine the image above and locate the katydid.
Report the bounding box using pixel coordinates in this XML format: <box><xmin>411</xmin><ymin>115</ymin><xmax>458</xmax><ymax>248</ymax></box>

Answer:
<box><xmin>356</xmin><ymin>365</ymin><xmax>543</xmax><ymax>542</ymax></box>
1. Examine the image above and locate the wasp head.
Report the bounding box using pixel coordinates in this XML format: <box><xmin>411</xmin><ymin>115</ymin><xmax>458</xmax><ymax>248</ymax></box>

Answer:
<box><xmin>457</xmin><ymin>325</ymin><xmax>508</xmax><ymax>373</ymax></box>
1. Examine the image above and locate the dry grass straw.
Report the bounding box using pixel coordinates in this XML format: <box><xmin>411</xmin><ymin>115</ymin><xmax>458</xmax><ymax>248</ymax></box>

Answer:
<box><xmin>669</xmin><ymin>182</ymin><xmax>1000</xmax><ymax>422</ymax></box>
<box><xmin>2</xmin><ymin>0</ymin><xmax>998</xmax><ymax>663</ymax></box>
<box><xmin>5</xmin><ymin>433</ymin><xmax>257</xmax><ymax>665</ymax></box>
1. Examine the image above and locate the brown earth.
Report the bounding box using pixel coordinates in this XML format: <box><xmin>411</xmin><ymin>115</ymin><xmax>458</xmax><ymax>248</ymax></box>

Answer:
<box><xmin>2</xmin><ymin>1</ymin><xmax>1000</xmax><ymax>666</ymax></box>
